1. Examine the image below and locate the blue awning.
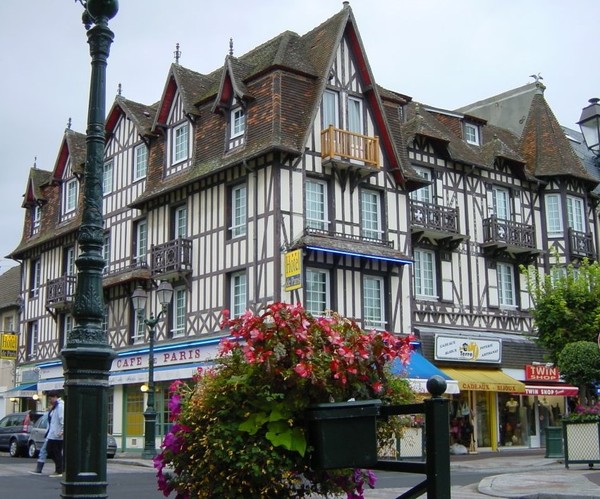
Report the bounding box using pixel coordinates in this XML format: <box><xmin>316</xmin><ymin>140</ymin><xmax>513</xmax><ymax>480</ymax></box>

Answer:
<box><xmin>391</xmin><ymin>352</ymin><xmax>459</xmax><ymax>394</ymax></box>
<box><xmin>6</xmin><ymin>383</ymin><xmax>38</xmax><ymax>398</ymax></box>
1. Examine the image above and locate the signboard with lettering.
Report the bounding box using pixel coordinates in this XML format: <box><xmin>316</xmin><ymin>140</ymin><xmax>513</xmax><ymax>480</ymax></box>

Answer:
<box><xmin>525</xmin><ymin>364</ymin><xmax>560</xmax><ymax>381</ymax></box>
<box><xmin>434</xmin><ymin>335</ymin><xmax>501</xmax><ymax>363</ymax></box>
<box><xmin>284</xmin><ymin>249</ymin><xmax>302</xmax><ymax>291</ymax></box>
<box><xmin>0</xmin><ymin>333</ymin><xmax>18</xmax><ymax>360</ymax></box>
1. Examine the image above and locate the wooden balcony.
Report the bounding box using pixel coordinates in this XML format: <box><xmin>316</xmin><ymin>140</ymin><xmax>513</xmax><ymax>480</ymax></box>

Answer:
<box><xmin>569</xmin><ymin>228</ymin><xmax>595</xmax><ymax>260</ymax></box>
<box><xmin>410</xmin><ymin>201</ymin><xmax>465</xmax><ymax>251</ymax></box>
<box><xmin>102</xmin><ymin>260</ymin><xmax>151</xmax><ymax>288</ymax></box>
<box><xmin>46</xmin><ymin>275</ymin><xmax>76</xmax><ymax>310</ymax></box>
<box><xmin>151</xmin><ymin>237</ymin><xmax>193</xmax><ymax>279</ymax></box>
<box><xmin>482</xmin><ymin>216</ymin><xmax>537</xmax><ymax>257</ymax></box>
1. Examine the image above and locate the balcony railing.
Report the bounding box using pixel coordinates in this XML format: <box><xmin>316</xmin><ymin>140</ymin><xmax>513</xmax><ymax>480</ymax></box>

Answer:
<box><xmin>305</xmin><ymin>227</ymin><xmax>394</xmax><ymax>247</ymax></box>
<box><xmin>410</xmin><ymin>201</ymin><xmax>459</xmax><ymax>234</ymax></box>
<box><xmin>151</xmin><ymin>237</ymin><xmax>193</xmax><ymax>277</ymax></box>
<box><xmin>321</xmin><ymin>126</ymin><xmax>380</xmax><ymax>167</ymax></box>
<box><xmin>569</xmin><ymin>228</ymin><xmax>595</xmax><ymax>259</ymax></box>
<box><xmin>46</xmin><ymin>275</ymin><xmax>76</xmax><ymax>308</ymax></box>
<box><xmin>482</xmin><ymin>216</ymin><xmax>535</xmax><ymax>249</ymax></box>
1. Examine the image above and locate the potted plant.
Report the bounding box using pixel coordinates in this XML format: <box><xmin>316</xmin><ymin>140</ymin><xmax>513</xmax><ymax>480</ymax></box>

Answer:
<box><xmin>153</xmin><ymin>302</ymin><xmax>414</xmax><ymax>498</ymax></box>
<box><xmin>563</xmin><ymin>401</ymin><xmax>600</xmax><ymax>468</ymax></box>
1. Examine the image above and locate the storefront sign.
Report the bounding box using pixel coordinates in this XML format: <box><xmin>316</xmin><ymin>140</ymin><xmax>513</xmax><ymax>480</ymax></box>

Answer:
<box><xmin>525</xmin><ymin>364</ymin><xmax>560</xmax><ymax>381</ymax></box>
<box><xmin>434</xmin><ymin>335</ymin><xmax>501</xmax><ymax>363</ymax></box>
<box><xmin>284</xmin><ymin>249</ymin><xmax>302</xmax><ymax>291</ymax></box>
<box><xmin>525</xmin><ymin>384</ymin><xmax>578</xmax><ymax>397</ymax></box>
<box><xmin>0</xmin><ymin>333</ymin><xmax>18</xmax><ymax>359</ymax></box>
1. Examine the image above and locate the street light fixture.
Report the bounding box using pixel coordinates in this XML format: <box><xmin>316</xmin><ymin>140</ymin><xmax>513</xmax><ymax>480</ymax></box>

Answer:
<box><xmin>578</xmin><ymin>97</ymin><xmax>600</xmax><ymax>161</ymax></box>
<box><xmin>131</xmin><ymin>281</ymin><xmax>173</xmax><ymax>459</ymax></box>
<box><xmin>62</xmin><ymin>1</ymin><xmax>118</xmax><ymax>498</ymax></box>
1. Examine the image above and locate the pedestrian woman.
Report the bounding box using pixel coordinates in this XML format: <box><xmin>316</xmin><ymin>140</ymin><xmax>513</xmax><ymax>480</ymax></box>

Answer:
<box><xmin>45</xmin><ymin>391</ymin><xmax>64</xmax><ymax>478</ymax></box>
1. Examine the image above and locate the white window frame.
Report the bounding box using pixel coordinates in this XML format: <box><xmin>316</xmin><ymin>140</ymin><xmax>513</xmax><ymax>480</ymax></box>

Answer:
<box><xmin>497</xmin><ymin>262</ymin><xmax>516</xmax><ymax>308</ymax></box>
<box><xmin>172</xmin><ymin>122</ymin><xmax>189</xmax><ymax>164</ymax></box>
<box><xmin>133</xmin><ymin>314</ymin><xmax>146</xmax><ymax>344</ymax></box>
<box><xmin>28</xmin><ymin>322</ymin><xmax>38</xmax><ymax>359</ymax></box>
<box><xmin>171</xmin><ymin>287</ymin><xmax>187</xmax><ymax>338</ymax></box>
<box><xmin>134</xmin><ymin>143</ymin><xmax>148</xmax><ymax>181</ymax></box>
<box><xmin>231</xmin><ymin>107</ymin><xmax>245</xmax><ymax>138</ymax></box>
<box><xmin>32</xmin><ymin>205</ymin><xmax>41</xmax><ymax>232</ymax></box>
<box><xmin>64</xmin><ymin>178</ymin><xmax>78</xmax><ymax>214</ymax></box>
<box><xmin>103</xmin><ymin>160</ymin><xmax>113</xmax><ymax>195</ymax></box>
<box><xmin>414</xmin><ymin>249</ymin><xmax>437</xmax><ymax>299</ymax></box>
<box><xmin>492</xmin><ymin>186</ymin><xmax>510</xmax><ymax>220</ymax></box>
<box><xmin>31</xmin><ymin>259</ymin><xmax>41</xmax><ymax>298</ymax></box>
<box><xmin>545</xmin><ymin>193</ymin><xmax>563</xmax><ymax>236</ymax></box>
<box><xmin>174</xmin><ymin>206</ymin><xmax>187</xmax><ymax>238</ymax></box>
<box><xmin>322</xmin><ymin>89</ymin><xmax>339</xmax><ymax>129</ymax></box>
<box><xmin>348</xmin><ymin>96</ymin><xmax>363</xmax><ymax>135</ymax></box>
<box><xmin>305</xmin><ymin>268</ymin><xmax>330</xmax><ymax>316</ymax></box>
<box><xmin>231</xmin><ymin>271</ymin><xmax>247</xmax><ymax>318</ymax></box>
<box><xmin>363</xmin><ymin>276</ymin><xmax>385</xmax><ymax>329</ymax></box>
<box><xmin>306</xmin><ymin>179</ymin><xmax>329</xmax><ymax>231</ymax></box>
<box><xmin>410</xmin><ymin>167</ymin><xmax>433</xmax><ymax>203</ymax></box>
<box><xmin>65</xmin><ymin>246</ymin><xmax>76</xmax><ymax>276</ymax></box>
<box><xmin>63</xmin><ymin>314</ymin><xmax>73</xmax><ymax>348</ymax></box>
<box><xmin>134</xmin><ymin>220</ymin><xmax>147</xmax><ymax>264</ymax></box>
<box><xmin>102</xmin><ymin>233</ymin><xmax>111</xmax><ymax>273</ymax></box>
<box><xmin>361</xmin><ymin>189</ymin><xmax>382</xmax><ymax>240</ymax></box>
<box><xmin>465</xmin><ymin>123</ymin><xmax>480</xmax><ymax>145</ymax></box>
<box><xmin>567</xmin><ymin>195</ymin><xmax>585</xmax><ymax>233</ymax></box>
<box><xmin>230</xmin><ymin>184</ymin><xmax>247</xmax><ymax>238</ymax></box>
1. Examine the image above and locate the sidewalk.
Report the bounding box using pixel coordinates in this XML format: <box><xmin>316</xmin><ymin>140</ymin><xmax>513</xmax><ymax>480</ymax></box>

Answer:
<box><xmin>113</xmin><ymin>448</ymin><xmax>600</xmax><ymax>498</ymax></box>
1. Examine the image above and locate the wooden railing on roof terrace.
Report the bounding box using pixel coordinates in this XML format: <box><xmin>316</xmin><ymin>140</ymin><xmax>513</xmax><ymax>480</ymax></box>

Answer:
<box><xmin>321</xmin><ymin>125</ymin><xmax>380</xmax><ymax>167</ymax></box>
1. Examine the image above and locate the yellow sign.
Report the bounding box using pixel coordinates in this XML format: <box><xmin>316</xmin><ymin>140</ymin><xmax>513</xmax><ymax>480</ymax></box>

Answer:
<box><xmin>1</xmin><ymin>333</ymin><xmax>18</xmax><ymax>360</ymax></box>
<box><xmin>284</xmin><ymin>249</ymin><xmax>302</xmax><ymax>291</ymax></box>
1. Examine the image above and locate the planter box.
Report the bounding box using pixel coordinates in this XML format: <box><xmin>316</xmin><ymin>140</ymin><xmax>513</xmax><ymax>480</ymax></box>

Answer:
<box><xmin>563</xmin><ymin>420</ymin><xmax>600</xmax><ymax>468</ymax></box>
<box><xmin>307</xmin><ymin>399</ymin><xmax>381</xmax><ymax>469</ymax></box>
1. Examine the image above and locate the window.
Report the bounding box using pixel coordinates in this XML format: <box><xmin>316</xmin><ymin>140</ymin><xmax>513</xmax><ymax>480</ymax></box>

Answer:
<box><xmin>348</xmin><ymin>96</ymin><xmax>363</xmax><ymax>134</ymax></box>
<box><xmin>306</xmin><ymin>179</ymin><xmax>328</xmax><ymax>231</ymax></box>
<box><xmin>173</xmin><ymin>206</ymin><xmax>187</xmax><ymax>238</ymax></box>
<box><xmin>497</xmin><ymin>262</ymin><xmax>516</xmax><ymax>307</ymax></box>
<box><xmin>63</xmin><ymin>178</ymin><xmax>78</xmax><ymax>214</ymax></box>
<box><xmin>27</xmin><ymin>322</ymin><xmax>38</xmax><ymax>360</ymax></box>
<box><xmin>492</xmin><ymin>186</ymin><xmax>510</xmax><ymax>220</ymax></box>
<box><xmin>363</xmin><ymin>276</ymin><xmax>385</xmax><ymax>329</ymax></box>
<box><xmin>101</xmin><ymin>305</ymin><xmax>109</xmax><ymax>337</ymax></box>
<box><xmin>567</xmin><ymin>195</ymin><xmax>585</xmax><ymax>232</ymax></box>
<box><xmin>305</xmin><ymin>269</ymin><xmax>329</xmax><ymax>316</ymax></box>
<box><xmin>133</xmin><ymin>313</ymin><xmax>145</xmax><ymax>344</ymax></box>
<box><xmin>322</xmin><ymin>90</ymin><xmax>339</xmax><ymax>129</ymax></box>
<box><xmin>230</xmin><ymin>184</ymin><xmax>247</xmax><ymax>238</ymax></box>
<box><xmin>60</xmin><ymin>314</ymin><xmax>73</xmax><ymax>348</ymax></box>
<box><xmin>171</xmin><ymin>287</ymin><xmax>187</xmax><ymax>337</ymax></box>
<box><xmin>4</xmin><ymin>316</ymin><xmax>14</xmax><ymax>333</ymax></box>
<box><xmin>172</xmin><ymin>122</ymin><xmax>189</xmax><ymax>164</ymax></box>
<box><xmin>133</xmin><ymin>220</ymin><xmax>147</xmax><ymax>264</ymax></box>
<box><xmin>32</xmin><ymin>205</ymin><xmax>41</xmax><ymax>234</ymax></box>
<box><xmin>30</xmin><ymin>259</ymin><xmax>41</xmax><ymax>298</ymax></box>
<box><xmin>410</xmin><ymin>167</ymin><xmax>433</xmax><ymax>203</ymax></box>
<box><xmin>361</xmin><ymin>189</ymin><xmax>382</xmax><ymax>240</ymax></box>
<box><xmin>64</xmin><ymin>246</ymin><xmax>76</xmax><ymax>276</ymax></box>
<box><xmin>134</xmin><ymin>144</ymin><xmax>148</xmax><ymax>180</ymax></box>
<box><xmin>103</xmin><ymin>160</ymin><xmax>113</xmax><ymax>195</ymax></box>
<box><xmin>414</xmin><ymin>249</ymin><xmax>436</xmax><ymax>298</ymax></box>
<box><xmin>231</xmin><ymin>271</ymin><xmax>247</xmax><ymax>318</ymax></box>
<box><xmin>231</xmin><ymin>107</ymin><xmax>245</xmax><ymax>138</ymax></box>
<box><xmin>545</xmin><ymin>194</ymin><xmax>563</xmax><ymax>236</ymax></box>
<box><xmin>102</xmin><ymin>233</ymin><xmax>111</xmax><ymax>274</ymax></box>
<box><xmin>464</xmin><ymin>123</ymin><xmax>480</xmax><ymax>145</ymax></box>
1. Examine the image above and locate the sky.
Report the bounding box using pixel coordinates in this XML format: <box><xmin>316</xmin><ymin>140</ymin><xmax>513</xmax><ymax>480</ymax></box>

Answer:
<box><xmin>1</xmin><ymin>0</ymin><xmax>598</xmax><ymax>274</ymax></box>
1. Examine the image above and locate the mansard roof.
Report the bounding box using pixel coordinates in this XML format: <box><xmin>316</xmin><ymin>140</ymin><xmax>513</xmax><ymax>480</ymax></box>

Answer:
<box><xmin>0</xmin><ymin>266</ymin><xmax>20</xmax><ymax>309</ymax></box>
<box><xmin>22</xmin><ymin>167</ymin><xmax>53</xmax><ymax>208</ymax></box>
<box><xmin>520</xmin><ymin>92</ymin><xmax>597</xmax><ymax>185</ymax></box>
<box><xmin>106</xmin><ymin>96</ymin><xmax>158</xmax><ymax>138</ymax></box>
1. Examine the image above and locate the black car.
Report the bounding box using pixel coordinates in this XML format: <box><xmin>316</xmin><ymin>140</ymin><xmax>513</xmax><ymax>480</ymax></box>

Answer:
<box><xmin>0</xmin><ymin>410</ymin><xmax>43</xmax><ymax>457</ymax></box>
<box><xmin>27</xmin><ymin>412</ymin><xmax>117</xmax><ymax>458</ymax></box>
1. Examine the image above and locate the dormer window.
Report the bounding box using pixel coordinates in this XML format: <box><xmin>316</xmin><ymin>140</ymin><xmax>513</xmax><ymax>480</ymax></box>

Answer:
<box><xmin>464</xmin><ymin>123</ymin><xmax>480</xmax><ymax>145</ymax></box>
<box><xmin>32</xmin><ymin>205</ymin><xmax>41</xmax><ymax>234</ymax></box>
<box><xmin>172</xmin><ymin>122</ymin><xmax>189</xmax><ymax>164</ymax></box>
<box><xmin>63</xmin><ymin>178</ymin><xmax>78</xmax><ymax>215</ymax></box>
<box><xmin>231</xmin><ymin>107</ymin><xmax>245</xmax><ymax>138</ymax></box>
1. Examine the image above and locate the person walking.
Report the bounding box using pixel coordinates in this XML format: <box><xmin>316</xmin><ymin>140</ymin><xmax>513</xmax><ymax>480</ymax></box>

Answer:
<box><xmin>29</xmin><ymin>438</ymin><xmax>48</xmax><ymax>474</ymax></box>
<box><xmin>45</xmin><ymin>391</ymin><xmax>64</xmax><ymax>478</ymax></box>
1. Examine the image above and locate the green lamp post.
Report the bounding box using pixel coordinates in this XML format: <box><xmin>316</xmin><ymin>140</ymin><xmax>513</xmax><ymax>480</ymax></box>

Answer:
<box><xmin>131</xmin><ymin>281</ymin><xmax>174</xmax><ymax>459</ymax></box>
<box><xmin>61</xmin><ymin>1</ymin><xmax>118</xmax><ymax>498</ymax></box>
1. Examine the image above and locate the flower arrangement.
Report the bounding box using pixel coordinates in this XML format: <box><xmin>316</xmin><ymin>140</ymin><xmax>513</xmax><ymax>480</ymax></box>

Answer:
<box><xmin>154</xmin><ymin>302</ymin><xmax>414</xmax><ymax>498</ymax></box>
<box><xmin>564</xmin><ymin>401</ymin><xmax>600</xmax><ymax>422</ymax></box>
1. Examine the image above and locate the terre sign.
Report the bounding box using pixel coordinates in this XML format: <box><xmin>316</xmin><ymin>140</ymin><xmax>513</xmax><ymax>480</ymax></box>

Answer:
<box><xmin>434</xmin><ymin>335</ymin><xmax>501</xmax><ymax>363</ymax></box>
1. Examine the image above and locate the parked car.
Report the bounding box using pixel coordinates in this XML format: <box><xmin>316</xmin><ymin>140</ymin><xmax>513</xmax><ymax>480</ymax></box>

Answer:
<box><xmin>27</xmin><ymin>412</ymin><xmax>117</xmax><ymax>458</ymax></box>
<box><xmin>0</xmin><ymin>410</ymin><xmax>43</xmax><ymax>457</ymax></box>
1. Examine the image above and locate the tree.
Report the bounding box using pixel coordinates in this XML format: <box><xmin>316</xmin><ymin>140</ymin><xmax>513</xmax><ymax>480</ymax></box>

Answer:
<box><xmin>522</xmin><ymin>258</ymin><xmax>600</xmax><ymax>363</ymax></box>
<box><xmin>558</xmin><ymin>341</ymin><xmax>600</xmax><ymax>403</ymax></box>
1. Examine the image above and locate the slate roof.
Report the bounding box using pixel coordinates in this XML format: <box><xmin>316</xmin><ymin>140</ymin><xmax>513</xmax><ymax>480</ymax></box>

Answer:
<box><xmin>106</xmin><ymin>96</ymin><xmax>158</xmax><ymax>137</ymax></box>
<box><xmin>0</xmin><ymin>266</ymin><xmax>21</xmax><ymax>309</ymax></box>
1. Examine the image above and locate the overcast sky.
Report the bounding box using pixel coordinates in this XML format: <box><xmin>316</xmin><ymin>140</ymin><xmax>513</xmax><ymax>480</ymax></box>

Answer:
<box><xmin>1</xmin><ymin>0</ymin><xmax>598</xmax><ymax>274</ymax></box>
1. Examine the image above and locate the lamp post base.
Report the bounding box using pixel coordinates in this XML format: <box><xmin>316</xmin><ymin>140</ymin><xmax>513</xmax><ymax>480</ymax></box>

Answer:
<box><xmin>141</xmin><ymin>408</ymin><xmax>158</xmax><ymax>460</ymax></box>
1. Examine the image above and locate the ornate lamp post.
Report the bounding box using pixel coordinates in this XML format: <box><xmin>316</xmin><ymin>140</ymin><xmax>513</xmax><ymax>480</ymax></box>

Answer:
<box><xmin>61</xmin><ymin>1</ymin><xmax>117</xmax><ymax>498</ymax></box>
<box><xmin>131</xmin><ymin>281</ymin><xmax>174</xmax><ymax>459</ymax></box>
<box><xmin>578</xmin><ymin>97</ymin><xmax>600</xmax><ymax>164</ymax></box>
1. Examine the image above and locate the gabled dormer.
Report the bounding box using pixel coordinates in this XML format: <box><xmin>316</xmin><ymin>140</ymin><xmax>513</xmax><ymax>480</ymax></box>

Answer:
<box><xmin>21</xmin><ymin>167</ymin><xmax>52</xmax><ymax>237</ymax></box>
<box><xmin>53</xmin><ymin>129</ymin><xmax>86</xmax><ymax>224</ymax></box>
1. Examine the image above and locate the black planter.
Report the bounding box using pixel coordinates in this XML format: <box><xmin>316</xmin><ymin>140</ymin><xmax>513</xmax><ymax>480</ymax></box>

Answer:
<box><xmin>306</xmin><ymin>399</ymin><xmax>381</xmax><ymax>469</ymax></box>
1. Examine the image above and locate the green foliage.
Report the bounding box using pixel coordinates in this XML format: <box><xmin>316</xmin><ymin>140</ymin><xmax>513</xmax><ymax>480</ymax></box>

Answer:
<box><xmin>522</xmin><ymin>258</ymin><xmax>600</xmax><ymax>363</ymax></box>
<box><xmin>557</xmin><ymin>341</ymin><xmax>600</xmax><ymax>388</ymax></box>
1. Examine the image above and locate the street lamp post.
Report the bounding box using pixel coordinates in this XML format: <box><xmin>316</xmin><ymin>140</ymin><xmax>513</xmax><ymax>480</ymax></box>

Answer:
<box><xmin>131</xmin><ymin>281</ymin><xmax>173</xmax><ymax>459</ymax></box>
<box><xmin>61</xmin><ymin>1</ymin><xmax>118</xmax><ymax>498</ymax></box>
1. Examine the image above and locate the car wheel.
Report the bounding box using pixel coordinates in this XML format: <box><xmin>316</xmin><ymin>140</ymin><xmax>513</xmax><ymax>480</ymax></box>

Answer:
<box><xmin>9</xmin><ymin>439</ymin><xmax>20</xmax><ymax>457</ymax></box>
<box><xmin>28</xmin><ymin>441</ymin><xmax>38</xmax><ymax>458</ymax></box>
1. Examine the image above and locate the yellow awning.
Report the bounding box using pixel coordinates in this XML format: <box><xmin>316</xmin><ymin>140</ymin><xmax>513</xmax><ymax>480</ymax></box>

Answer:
<box><xmin>441</xmin><ymin>368</ymin><xmax>525</xmax><ymax>393</ymax></box>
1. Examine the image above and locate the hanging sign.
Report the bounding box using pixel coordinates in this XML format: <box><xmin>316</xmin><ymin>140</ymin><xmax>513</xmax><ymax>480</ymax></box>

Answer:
<box><xmin>434</xmin><ymin>335</ymin><xmax>501</xmax><ymax>363</ymax></box>
<box><xmin>0</xmin><ymin>333</ymin><xmax>18</xmax><ymax>360</ymax></box>
<box><xmin>525</xmin><ymin>364</ymin><xmax>560</xmax><ymax>381</ymax></box>
<box><xmin>284</xmin><ymin>249</ymin><xmax>302</xmax><ymax>291</ymax></box>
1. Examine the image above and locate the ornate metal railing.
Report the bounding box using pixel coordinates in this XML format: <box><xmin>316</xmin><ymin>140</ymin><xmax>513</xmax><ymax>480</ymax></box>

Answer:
<box><xmin>568</xmin><ymin>228</ymin><xmax>595</xmax><ymax>259</ymax></box>
<box><xmin>46</xmin><ymin>275</ymin><xmax>77</xmax><ymax>307</ymax></box>
<box><xmin>321</xmin><ymin>125</ymin><xmax>380</xmax><ymax>167</ymax></box>
<box><xmin>410</xmin><ymin>200</ymin><xmax>459</xmax><ymax>233</ymax></box>
<box><xmin>482</xmin><ymin>216</ymin><xmax>535</xmax><ymax>248</ymax></box>
<box><xmin>151</xmin><ymin>238</ymin><xmax>193</xmax><ymax>276</ymax></box>
<box><xmin>305</xmin><ymin>227</ymin><xmax>394</xmax><ymax>248</ymax></box>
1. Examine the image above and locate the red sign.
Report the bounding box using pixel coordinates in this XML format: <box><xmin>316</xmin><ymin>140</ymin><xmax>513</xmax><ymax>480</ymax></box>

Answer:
<box><xmin>525</xmin><ymin>384</ymin><xmax>578</xmax><ymax>397</ymax></box>
<box><xmin>525</xmin><ymin>364</ymin><xmax>560</xmax><ymax>381</ymax></box>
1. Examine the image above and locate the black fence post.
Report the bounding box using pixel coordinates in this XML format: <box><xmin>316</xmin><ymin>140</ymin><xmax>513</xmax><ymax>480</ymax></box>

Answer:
<box><xmin>424</xmin><ymin>377</ymin><xmax>451</xmax><ymax>499</ymax></box>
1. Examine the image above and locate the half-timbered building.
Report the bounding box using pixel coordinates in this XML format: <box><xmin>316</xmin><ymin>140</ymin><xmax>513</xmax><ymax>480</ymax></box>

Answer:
<box><xmin>8</xmin><ymin>3</ymin><xmax>598</xmax><ymax>452</ymax></box>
